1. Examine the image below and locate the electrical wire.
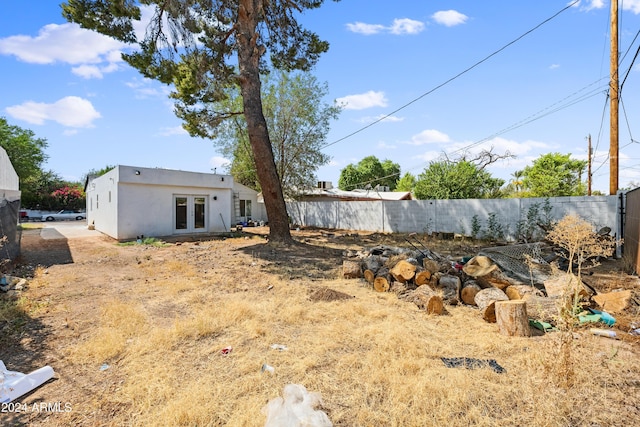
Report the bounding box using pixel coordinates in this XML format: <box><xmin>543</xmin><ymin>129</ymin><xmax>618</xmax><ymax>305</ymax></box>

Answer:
<box><xmin>321</xmin><ymin>0</ymin><xmax>581</xmax><ymax>150</ymax></box>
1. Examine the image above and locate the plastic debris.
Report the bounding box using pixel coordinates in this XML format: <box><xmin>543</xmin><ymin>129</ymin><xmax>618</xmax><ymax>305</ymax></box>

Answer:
<box><xmin>262</xmin><ymin>384</ymin><xmax>332</xmax><ymax>427</ymax></box>
<box><xmin>441</xmin><ymin>357</ymin><xmax>506</xmax><ymax>374</ymax></box>
<box><xmin>588</xmin><ymin>308</ymin><xmax>616</xmax><ymax>326</ymax></box>
<box><xmin>0</xmin><ymin>360</ymin><xmax>55</xmax><ymax>403</ymax></box>
<box><xmin>590</xmin><ymin>328</ymin><xmax>618</xmax><ymax>339</ymax></box>
<box><xmin>270</xmin><ymin>344</ymin><xmax>288</xmax><ymax>351</ymax></box>
<box><xmin>221</xmin><ymin>346</ymin><xmax>233</xmax><ymax>355</ymax></box>
<box><xmin>261</xmin><ymin>364</ymin><xmax>275</xmax><ymax>374</ymax></box>
<box><xmin>630</xmin><ymin>328</ymin><xmax>640</xmax><ymax>336</ymax></box>
<box><xmin>99</xmin><ymin>363</ymin><xmax>110</xmax><ymax>371</ymax></box>
<box><xmin>529</xmin><ymin>319</ymin><xmax>558</xmax><ymax>333</ymax></box>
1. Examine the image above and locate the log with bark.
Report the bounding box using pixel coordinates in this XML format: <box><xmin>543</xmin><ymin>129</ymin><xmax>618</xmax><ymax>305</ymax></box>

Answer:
<box><xmin>460</xmin><ymin>280</ymin><xmax>482</xmax><ymax>305</ymax></box>
<box><xmin>543</xmin><ymin>273</ymin><xmax>591</xmax><ymax>299</ymax></box>
<box><xmin>414</xmin><ymin>270</ymin><xmax>432</xmax><ymax>286</ymax></box>
<box><xmin>390</xmin><ymin>259</ymin><xmax>417</xmax><ymax>283</ymax></box>
<box><xmin>437</xmin><ymin>274</ymin><xmax>461</xmax><ymax>305</ymax></box>
<box><xmin>363</xmin><ymin>269</ymin><xmax>376</xmax><ymax>285</ymax></box>
<box><xmin>404</xmin><ymin>285</ymin><xmax>444</xmax><ymax>315</ymax></box>
<box><xmin>342</xmin><ymin>260</ymin><xmax>362</xmax><ymax>279</ymax></box>
<box><xmin>522</xmin><ymin>294</ymin><xmax>560</xmax><ymax>323</ymax></box>
<box><xmin>505</xmin><ymin>284</ymin><xmax>541</xmax><ymax>300</ymax></box>
<box><xmin>373</xmin><ymin>267</ymin><xmax>391</xmax><ymax>292</ymax></box>
<box><xmin>474</xmin><ymin>287</ymin><xmax>509</xmax><ymax>323</ymax></box>
<box><xmin>495</xmin><ymin>300</ymin><xmax>531</xmax><ymax>337</ymax></box>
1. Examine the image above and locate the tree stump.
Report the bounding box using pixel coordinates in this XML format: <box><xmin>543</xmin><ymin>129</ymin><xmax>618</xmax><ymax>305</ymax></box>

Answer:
<box><xmin>390</xmin><ymin>260</ymin><xmax>417</xmax><ymax>283</ymax></box>
<box><xmin>342</xmin><ymin>260</ymin><xmax>362</xmax><ymax>279</ymax></box>
<box><xmin>474</xmin><ymin>287</ymin><xmax>509</xmax><ymax>323</ymax></box>
<box><xmin>460</xmin><ymin>280</ymin><xmax>482</xmax><ymax>305</ymax></box>
<box><xmin>406</xmin><ymin>285</ymin><xmax>444</xmax><ymax>315</ymax></box>
<box><xmin>495</xmin><ymin>300</ymin><xmax>531</xmax><ymax>337</ymax></box>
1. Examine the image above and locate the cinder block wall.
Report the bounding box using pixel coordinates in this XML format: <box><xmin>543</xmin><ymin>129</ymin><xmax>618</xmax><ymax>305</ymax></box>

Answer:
<box><xmin>288</xmin><ymin>196</ymin><xmax>619</xmax><ymax>241</ymax></box>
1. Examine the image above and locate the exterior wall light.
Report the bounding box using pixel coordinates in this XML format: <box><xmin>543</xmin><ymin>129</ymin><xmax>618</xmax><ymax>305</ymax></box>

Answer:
<box><xmin>134</xmin><ymin>170</ymin><xmax>141</xmax><ymax>175</ymax></box>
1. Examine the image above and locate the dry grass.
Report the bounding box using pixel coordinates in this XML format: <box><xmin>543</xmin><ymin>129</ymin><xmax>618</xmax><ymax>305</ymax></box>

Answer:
<box><xmin>8</xmin><ymin>231</ymin><xmax>640</xmax><ymax>426</ymax></box>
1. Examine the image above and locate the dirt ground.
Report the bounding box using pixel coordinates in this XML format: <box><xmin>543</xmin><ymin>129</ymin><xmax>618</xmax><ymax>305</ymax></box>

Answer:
<box><xmin>2</xmin><ymin>226</ymin><xmax>639</xmax><ymax>426</ymax></box>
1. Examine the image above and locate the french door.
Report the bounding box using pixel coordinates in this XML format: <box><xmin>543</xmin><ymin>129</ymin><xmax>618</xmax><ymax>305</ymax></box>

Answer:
<box><xmin>174</xmin><ymin>195</ymin><xmax>206</xmax><ymax>233</ymax></box>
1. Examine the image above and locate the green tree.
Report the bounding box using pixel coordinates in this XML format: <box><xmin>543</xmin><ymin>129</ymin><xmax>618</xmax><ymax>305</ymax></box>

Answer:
<box><xmin>413</xmin><ymin>160</ymin><xmax>504</xmax><ymax>200</ymax></box>
<box><xmin>0</xmin><ymin>117</ymin><xmax>49</xmax><ymax>204</ymax></box>
<box><xmin>338</xmin><ymin>156</ymin><xmax>400</xmax><ymax>191</ymax></box>
<box><xmin>21</xmin><ymin>170</ymin><xmax>64</xmax><ymax>210</ymax></box>
<box><xmin>62</xmin><ymin>0</ymin><xmax>339</xmax><ymax>244</ymax></box>
<box><xmin>215</xmin><ymin>71</ymin><xmax>340</xmax><ymax>198</ymax></box>
<box><xmin>519</xmin><ymin>153</ymin><xmax>587</xmax><ymax>197</ymax></box>
<box><xmin>395</xmin><ymin>172</ymin><xmax>416</xmax><ymax>192</ymax></box>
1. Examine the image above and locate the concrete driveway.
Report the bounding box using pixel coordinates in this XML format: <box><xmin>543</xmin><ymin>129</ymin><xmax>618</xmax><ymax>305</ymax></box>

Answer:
<box><xmin>39</xmin><ymin>221</ymin><xmax>102</xmax><ymax>240</ymax></box>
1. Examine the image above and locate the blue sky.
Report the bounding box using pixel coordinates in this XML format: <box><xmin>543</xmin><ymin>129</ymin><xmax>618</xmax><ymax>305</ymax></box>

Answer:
<box><xmin>1</xmin><ymin>1</ymin><xmax>639</xmax><ymax>194</ymax></box>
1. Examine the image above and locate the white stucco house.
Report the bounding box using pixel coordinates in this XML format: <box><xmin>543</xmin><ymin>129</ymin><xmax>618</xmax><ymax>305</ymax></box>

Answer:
<box><xmin>1</xmin><ymin>146</ymin><xmax>21</xmax><ymax>260</ymax></box>
<box><xmin>85</xmin><ymin>165</ymin><xmax>265</xmax><ymax>240</ymax></box>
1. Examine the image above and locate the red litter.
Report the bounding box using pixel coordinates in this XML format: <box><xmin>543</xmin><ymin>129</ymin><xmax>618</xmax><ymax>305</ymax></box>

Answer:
<box><xmin>221</xmin><ymin>346</ymin><xmax>233</xmax><ymax>354</ymax></box>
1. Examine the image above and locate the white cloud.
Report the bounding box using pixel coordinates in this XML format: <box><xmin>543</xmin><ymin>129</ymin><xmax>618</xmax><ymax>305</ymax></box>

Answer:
<box><xmin>377</xmin><ymin>141</ymin><xmax>397</xmax><ymax>149</ymax></box>
<box><xmin>623</xmin><ymin>0</ymin><xmax>640</xmax><ymax>14</ymax></box>
<box><xmin>413</xmin><ymin>150</ymin><xmax>442</xmax><ymax>163</ymax></box>
<box><xmin>337</xmin><ymin>91</ymin><xmax>388</xmax><ymax>110</ymax></box>
<box><xmin>549</xmin><ymin>63</ymin><xmax>560</xmax><ymax>70</ymax></box>
<box><xmin>72</xmin><ymin>64</ymin><xmax>104</xmax><ymax>79</ymax></box>
<box><xmin>573</xmin><ymin>0</ymin><xmax>606</xmax><ymax>12</ymax></box>
<box><xmin>209</xmin><ymin>156</ymin><xmax>230</xmax><ymax>170</ymax></box>
<box><xmin>389</xmin><ymin>19</ymin><xmax>425</xmax><ymax>35</ymax></box>
<box><xmin>406</xmin><ymin>129</ymin><xmax>451</xmax><ymax>145</ymax></box>
<box><xmin>346</xmin><ymin>19</ymin><xmax>425</xmax><ymax>35</ymax></box>
<box><xmin>432</xmin><ymin>10</ymin><xmax>469</xmax><ymax>27</ymax></box>
<box><xmin>126</xmin><ymin>78</ymin><xmax>169</xmax><ymax>99</ymax></box>
<box><xmin>0</xmin><ymin>23</ymin><xmax>125</xmax><ymax>68</ymax></box>
<box><xmin>158</xmin><ymin>126</ymin><xmax>188</xmax><ymax>137</ymax></box>
<box><xmin>345</xmin><ymin>22</ymin><xmax>386</xmax><ymax>35</ymax></box>
<box><xmin>5</xmin><ymin>96</ymin><xmax>101</xmax><ymax>128</ymax></box>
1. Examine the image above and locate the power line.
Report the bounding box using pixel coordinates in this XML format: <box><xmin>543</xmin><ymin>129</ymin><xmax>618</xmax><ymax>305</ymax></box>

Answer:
<box><xmin>321</xmin><ymin>0</ymin><xmax>580</xmax><ymax>150</ymax></box>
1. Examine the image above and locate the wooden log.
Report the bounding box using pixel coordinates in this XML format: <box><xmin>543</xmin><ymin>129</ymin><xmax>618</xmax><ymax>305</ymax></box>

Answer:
<box><xmin>437</xmin><ymin>274</ymin><xmax>461</xmax><ymax>305</ymax></box>
<box><xmin>544</xmin><ymin>273</ymin><xmax>590</xmax><ymax>299</ymax></box>
<box><xmin>423</xmin><ymin>259</ymin><xmax>440</xmax><ymax>274</ymax></box>
<box><xmin>373</xmin><ymin>276</ymin><xmax>390</xmax><ymax>292</ymax></box>
<box><xmin>414</xmin><ymin>270</ymin><xmax>432</xmax><ymax>286</ymax></box>
<box><xmin>505</xmin><ymin>284</ymin><xmax>540</xmax><ymax>300</ymax></box>
<box><xmin>362</xmin><ymin>256</ymin><xmax>384</xmax><ymax>274</ymax></box>
<box><xmin>476</xmin><ymin>269</ymin><xmax>523</xmax><ymax>290</ymax></box>
<box><xmin>460</xmin><ymin>280</ymin><xmax>482</xmax><ymax>305</ymax></box>
<box><xmin>592</xmin><ymin>290</ymin><xmax>632</xmax><ymax>313</ymax></box>
<box><xmin>522</xmin><ymin>294</ymin><xmax>560</xmax><ymax>323</ymax></box>
<box><xmin>390</xmin><ymin>260</ymin><xmax>417</xmax><ymax>283</ymax></box>
<box><xmin>474</xmin><ymin>287</ymin><xmax>509</xmax><ymax>323</ymax></box>
<box><xmin>373</xmin><ymin>267</ymin><xmax>390</xmax><ymax>292</ymax></box>
<box><xmin>495</xmin><ymin>300</ymin><xmax>531</xmax><ymax>337</ymax></box>
<box><xmin>406</xmin><ymin>285</ymin><xmax>444</xmax><ymax>315</ymax></box>
<box><xmin>363</xmin><ymin>269</ymin><xmax>375</xmax><ymax>284</ymax></box>
<box><xmin>342</xmin><ymin>260</ymin><xmax>362</xmax><ymax>279</ymax></box>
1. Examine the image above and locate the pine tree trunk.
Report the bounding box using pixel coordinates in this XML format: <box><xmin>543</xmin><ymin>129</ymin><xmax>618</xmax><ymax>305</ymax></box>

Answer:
<box><xmin>237</xmin><ymin>0</ymin><xmax>293</xmax><ymax>244</ymax></box>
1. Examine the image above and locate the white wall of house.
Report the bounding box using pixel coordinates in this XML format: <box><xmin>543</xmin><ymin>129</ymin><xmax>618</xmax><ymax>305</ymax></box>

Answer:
<box><xmin>87</xmin><ymin>165</ymin><xmax>235</xmax><ymax>240</ymax></box>
<box><xmin>232</xmin><ymin>182</ymin><xmax>265</xmax><ymax>224</ymax></box>
<box><xmin>0</xmin><ymin>146</ymin><xmax>20</xmax><ymax>196</ymax></box>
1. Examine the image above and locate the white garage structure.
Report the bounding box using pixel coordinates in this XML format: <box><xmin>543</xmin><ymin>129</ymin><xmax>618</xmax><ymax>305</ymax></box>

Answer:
<box><xmin>86</xmin><ymin>165</ymin><xmax>264</xmax><ymax>240</ymax></box>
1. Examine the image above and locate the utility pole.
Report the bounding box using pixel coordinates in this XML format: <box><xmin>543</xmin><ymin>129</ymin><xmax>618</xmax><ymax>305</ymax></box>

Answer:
<box><xmin>587</xmin><ymin>134</ymin><xmax>592</xmax><ymax>196</ymax></box>
<box><xmin>610</xmin><ymin>0</ymin><xmax>619</xmax><ymax>195</ymax></box>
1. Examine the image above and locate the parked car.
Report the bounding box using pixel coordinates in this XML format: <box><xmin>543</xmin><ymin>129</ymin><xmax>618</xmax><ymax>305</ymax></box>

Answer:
<box><xmin>41</xmin><ymin>210</ymin><xmax>86</xmax><ymax>221</ymax></box>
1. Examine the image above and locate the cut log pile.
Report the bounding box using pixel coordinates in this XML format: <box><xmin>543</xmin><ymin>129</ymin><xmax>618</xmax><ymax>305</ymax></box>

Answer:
<box><xmin>342</xmin><ymin>244</ymin><xmax>635</xmax><ymax>336</ymax></box>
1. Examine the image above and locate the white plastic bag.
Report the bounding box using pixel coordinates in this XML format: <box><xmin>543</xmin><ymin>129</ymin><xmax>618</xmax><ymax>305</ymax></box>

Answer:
<box><xmin>0</xmin><ymin>360</ymin><xmax>55</xmax><ymax>403</ymax></box>
<box><xmin>263</xmin><ymin>384</ymin><xmax>332</xmax><ymax>427</ymax></box>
